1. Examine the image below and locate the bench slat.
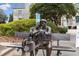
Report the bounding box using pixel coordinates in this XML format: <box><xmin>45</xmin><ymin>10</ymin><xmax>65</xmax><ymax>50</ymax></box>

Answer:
<box><xmin>15</xmin><ymin>32</ymin><xmax>29</xmax><ymax>38</ymax></box>
<box><xmin>51</xmin><ymin>33</ymin><xmax>70</xmax><ymax>41</ymax></box>
<box><xmin>52</xmin><ymin>46</ymin><xmax>75</xmax><ymax>52</ymax></box>
<box><xmin>15</xmin><ymin>32</ymin><xmax>70</xmax><ymax>41</ymax></box>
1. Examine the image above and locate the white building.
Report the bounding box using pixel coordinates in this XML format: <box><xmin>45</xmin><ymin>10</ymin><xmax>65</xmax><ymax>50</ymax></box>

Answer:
<box><xmin>60</xmin><ymin>15</ymin><xmax>76</xmax><ymax>29</ymax></box>
<box><xmin>12</xmin><ymin>3</ymin><xmax>30</xmax><ymax>20</ymax></box>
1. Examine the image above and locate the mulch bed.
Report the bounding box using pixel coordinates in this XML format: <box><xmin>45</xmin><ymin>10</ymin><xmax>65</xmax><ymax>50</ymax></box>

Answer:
<box><xmin>0</xmin><ymin>36</ymin><xmax>23</xmax><ymax>43</ymax></box>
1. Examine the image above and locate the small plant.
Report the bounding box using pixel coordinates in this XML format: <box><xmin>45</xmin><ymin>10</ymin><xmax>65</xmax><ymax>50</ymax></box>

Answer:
<box><xmin>58</xmin><ymin>27</ymin><xmax>68</xmax><ymax>33</ymax></box>
<box><xmin>47</xmin><ymin>21</ymin><xmax>59</xmax><ymax>33</ymax></box>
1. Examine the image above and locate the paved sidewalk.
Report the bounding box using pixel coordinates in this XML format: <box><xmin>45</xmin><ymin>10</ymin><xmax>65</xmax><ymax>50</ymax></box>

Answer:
<box><xmin>67</xmin><ymin>29</ymin><xmax>77</xmax><ymax>35</ymax></box>
<box><xmin>4</xmin><ymin>34</ymin><xmax>77</xmax><ymax>56</ymax></box>
<box><xmin>0</xmin><ymin>46</ymin><xmax>7</xmax><ymax>53</ymax></box>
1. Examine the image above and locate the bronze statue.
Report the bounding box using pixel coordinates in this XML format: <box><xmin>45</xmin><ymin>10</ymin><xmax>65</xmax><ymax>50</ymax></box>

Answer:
<box><xmin>21</xmin><ymin>19</ymin><xmax>52</xmax><ymax>56</ymax></box>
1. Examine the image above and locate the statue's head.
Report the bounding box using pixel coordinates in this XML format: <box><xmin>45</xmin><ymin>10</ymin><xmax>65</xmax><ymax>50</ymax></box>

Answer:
<box><xmin>40</xmin><ymin>19</ymin><xmax>47</xmax><ymax>27</ymax></box>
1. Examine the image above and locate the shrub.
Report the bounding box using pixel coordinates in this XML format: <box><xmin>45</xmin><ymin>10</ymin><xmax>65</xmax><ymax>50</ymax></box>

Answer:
<box><xmin>47</xmin><ymin>21</ymin><xmax>68</xmax><ymax>33</ymax></box>
<box><xmin>47</xmin><ymin>21</ymin><xmax>59</xmax><ymax>33</ymax></box>
<box><xmin>58</xmin><ymin>27</ymin><xmax>68</xmax><ymax>33</ymax></box>
<box><xmin>6</xmin><ymin>29</ymin><xmax>16</xmax><ymax>36</ymax></box>
<box><xmin>0</xmin><ymin>19</ymin><xmax>68</xmax><ymax>36</ymax></box>
<box><xmin>0</xmin><ymin>19</ymin><xmax>36</xmax><ymax>36</ymax></box>
<box><xmin>9</xmin><ymin>19</ymin><xmax>36</xmax><ymax>32</ymax></box>
<box><xmin>0</xmin><ymin>24</ymin><xmax>12</xmax><ymax>35</ymax></box>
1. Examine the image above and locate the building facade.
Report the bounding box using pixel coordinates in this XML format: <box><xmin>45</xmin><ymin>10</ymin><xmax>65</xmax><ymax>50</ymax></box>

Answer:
<box><xmin>60</xmin><ymin>15</ymin><xmax>76</xmax><ymax>29</ymax></box>
<box><xmin>12</xmin><ymin>3</ymin><xmax>30</xmax><ymax>20</ymax></box>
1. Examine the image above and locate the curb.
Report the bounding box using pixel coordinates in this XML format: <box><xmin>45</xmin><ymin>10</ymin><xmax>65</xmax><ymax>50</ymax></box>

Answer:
<box><xmin>0</xmin><ymin>48</ymin><xmax>14</xmax><ymax>56</ymax></box>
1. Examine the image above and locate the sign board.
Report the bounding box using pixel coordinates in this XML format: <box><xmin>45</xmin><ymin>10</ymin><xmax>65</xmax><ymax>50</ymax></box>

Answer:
<box><xmin>36</xmin><ymin>13</ymin><xmax>40</xmax><ymax>23</ymax></box>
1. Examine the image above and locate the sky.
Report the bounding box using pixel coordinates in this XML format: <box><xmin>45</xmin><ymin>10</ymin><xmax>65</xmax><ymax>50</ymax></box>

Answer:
<box><xmin>0</xmin><ymin>3</ymin><xmax>26</xmax><ymax>15</ymax></box>
<box><xmin>0</xmin><ymin>3</ymin><xmax>12</xmax><ymax>15</ymax></box>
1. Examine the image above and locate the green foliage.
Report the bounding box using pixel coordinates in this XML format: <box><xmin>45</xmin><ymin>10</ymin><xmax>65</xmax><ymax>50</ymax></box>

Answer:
<box><xmin>9</xmin><ymin>19</ymin><xmax>36</xmax><ymax>32</ymax></box>
<box><xmin>47</xmin><ymin>21</ymin><xmax>59</xmax><ymax>33</ymax></box>
<box><xmin>0</xmin><ymin>19</ymin><xmax>36</xmax><ymax>36</ymax></box>
<box><xmin>0</xmin><ymin>19</ymin><xmax>67</xmax><ymax>36</ymax></box>
<box><xmin>47</xmin><ymin>21</ymin><xmax>68</xmax><ymax>33</ymax></box>
<box><xmin>30</xmin><ymin>3</ymin><xmax>77</xmax><ymax>25</ymax></box>
<box><xmin>58</xmin><ymin>27</ymin><xmax>68</xmax><ymax>33</ymax></box>
<box><xmin>0</xmin><ymin>24</ymin><xmax>12</xmax><ymax>35</ymax></box>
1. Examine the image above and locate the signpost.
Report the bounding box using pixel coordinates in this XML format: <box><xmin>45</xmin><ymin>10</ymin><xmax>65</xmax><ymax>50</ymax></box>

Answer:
<box><xmin>36</xmin><ymin>13</ymin><xmax>40</xmax><ymax>23</ymax></box>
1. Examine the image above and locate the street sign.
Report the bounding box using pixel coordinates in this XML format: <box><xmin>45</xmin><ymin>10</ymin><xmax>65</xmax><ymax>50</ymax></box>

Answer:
<box><xmin>36</xmin><ymin>13</ymin><xmax>40</xmax><ymax>23</ymax></box>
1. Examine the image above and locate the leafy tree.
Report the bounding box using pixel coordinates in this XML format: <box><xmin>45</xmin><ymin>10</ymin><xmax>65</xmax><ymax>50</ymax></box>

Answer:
<box><xmin>9</xmin><ymin>14</ymin><xmax>13</xmax><ymax>22</ymax></box>
<box><xmin>30</xmin><ymin>3</ymin><xmax>77</xmax><ymax>25</ymax></box>
<box><xmin>0</xmin><ymin>9</ymin><xmax>8</xmax><ymax>23</ymax></box>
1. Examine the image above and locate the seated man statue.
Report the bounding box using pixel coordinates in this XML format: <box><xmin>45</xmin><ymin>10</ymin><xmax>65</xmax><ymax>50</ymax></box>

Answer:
<box><xmin>29</xmin><ymin>19</ymin><xmax>52</xmax><ymax>56</ymax></box>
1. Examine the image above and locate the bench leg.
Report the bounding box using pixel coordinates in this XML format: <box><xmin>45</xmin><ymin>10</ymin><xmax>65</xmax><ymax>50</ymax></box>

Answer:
<box><xmin>56</xmin><ymin>50</ymin><xmax>62</xmax><ymax>56</ymax></box>
<box><xmin>30</xmin><ymin>49</ymin><xmax>38</xmax><ymax>56</ymax></box>
<box><xmin>21</xmin><ymin>49</ymin><xmax>26</xmax><ymax>56</ymax></box>
<box><xmin>46</xmin><ymin>48</ymin><xmax>52</xmax><ymax>56</ymax></box>
<box><xmin>56</xmin><ymin>40</ymin><xmax>62</xmax><ymax>56</ymax></box>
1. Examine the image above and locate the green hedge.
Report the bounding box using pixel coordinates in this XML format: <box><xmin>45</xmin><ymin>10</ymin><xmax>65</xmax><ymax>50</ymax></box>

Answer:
<box><xmin>58</xmin><ymin>27</ymin><xmax>68</xmax><ymax>33</ymax></box>
<box><xmin>47</xmin><ymin>21</ymin><xmax>59</xmax><ymax>33</ymax></box>
<box><xmin>47</xmin><ymin>21</ymin><xmax>68</xmax><ymax>33</ymax></box>
<box><xmin>0</xmin><ymin>19</ymin><xmax>36</xmax><ymax>36</ymax></box>
<box><xmin>0</xmin><ymin>19</ymin><xmax>68</xmax><ymax>36</ymax></box>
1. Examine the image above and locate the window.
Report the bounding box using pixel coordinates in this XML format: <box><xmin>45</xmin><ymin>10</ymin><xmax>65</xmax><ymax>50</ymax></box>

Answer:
<box><xmin>18</xmin><ymin>10</ymin><xmax>23</xmax><ymax>18</ymax></box>
<box><xmin>18</xmin><ymin>10</ymin><xmax>22</xmax><ymax>15</ymax></box>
